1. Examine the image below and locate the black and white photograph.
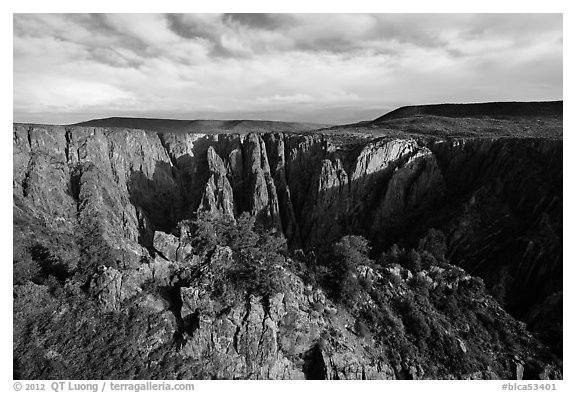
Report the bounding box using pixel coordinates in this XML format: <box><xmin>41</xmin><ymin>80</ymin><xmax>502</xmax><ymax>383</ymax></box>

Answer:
<box><xmin>11</xmin><ymin>8</ymin><xmax>565</xmax><ymax>385</ymax></box>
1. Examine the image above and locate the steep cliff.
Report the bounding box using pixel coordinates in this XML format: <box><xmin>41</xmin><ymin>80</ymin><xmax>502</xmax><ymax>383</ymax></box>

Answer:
<box><xmin>13</xmin><ymin>121</ymin><xmax>562</xmax><ymax>379</ymax></box>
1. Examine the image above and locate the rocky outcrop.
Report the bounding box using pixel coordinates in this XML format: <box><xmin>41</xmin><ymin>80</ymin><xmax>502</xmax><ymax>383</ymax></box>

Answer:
<box><xmin>263</xmin><ymin>133</ymin><xmax>302</xmax><ymax>246</ymax></box>
<box><xmin>240</xmin><ymin>133</ymin><xmax>283</xmax><ymax>229</ymax></box>
<box><xmin>176</xmin><ymin>247</ymin><xmax>394</xmax><ymax>379</ymax></box>
<box><xmin>198</xmin><ymin>146</ymin><xmax>236</xmax><ymax>218</ymax></box>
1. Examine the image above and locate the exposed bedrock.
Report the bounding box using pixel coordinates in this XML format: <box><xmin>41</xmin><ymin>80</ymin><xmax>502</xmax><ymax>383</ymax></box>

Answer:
<box><xmin>13</xmin><ymin>124</ymin><xmax>562</xmax><ymax>356</ymax></box>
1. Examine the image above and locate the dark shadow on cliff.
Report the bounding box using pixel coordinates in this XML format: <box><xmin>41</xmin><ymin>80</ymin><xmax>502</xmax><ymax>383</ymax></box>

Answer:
<box><xmin>127</xmin><ymin>161</ymin><xmax>186</xmax><ymax>247</ymax></box>
<box><xmin>157</xmin><ymin>132</ymin><xmax>249</xmax><ymax>214</ymax></box>
<box><xmin>295</xmin><ymin>137</ymin><xmax>562</xmax><ymax>357</ymax></box>
<box><xmin>302</xmin><ymin>343</ymin><xmax>327</xmax><ymax>380</ymax></box>
<box><xmin>126</xmin><ymin>133</ymin><xmax>246</xmax><ymax>247</ymax></box>
<box><xmin>288</xmin><ymin>143</ymin><xmax>445</xmax><ymax>251</ymax></box>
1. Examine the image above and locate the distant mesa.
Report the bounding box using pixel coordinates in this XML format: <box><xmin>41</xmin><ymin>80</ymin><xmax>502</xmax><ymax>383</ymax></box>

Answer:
<box><xmin>71</xmin><ymin>117</ymin><xmax>331</xmax><ymax>134</ymax></box>
<box><xmin>319</xmin><ymin>100</ymin><xmax>563</xmax><ymax>139</ymax></box>
<box><xmin>372</xmin><ymin>101</ymin><xmax>563</xmax><ymax>123</ymax></box>
<box><xmin>67</xmin><ymin>101</ymin><xmax>562</xmax><ymax>135</ymax></box>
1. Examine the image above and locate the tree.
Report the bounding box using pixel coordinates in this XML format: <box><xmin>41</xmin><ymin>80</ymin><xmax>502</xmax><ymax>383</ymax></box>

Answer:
<box><xmin>400</xmin><ymin>249</ymin><xmax>422</xmax><ymax>272</ymax></box>
<box><xmin>190</xmin><ymin>212</ymin><xmax>288</xmax><ymax>298</ymax></box>
<box><xmin>325</xmin><ymin>235</ymin><xmax>372</xmax><ymax>307</ymax></box>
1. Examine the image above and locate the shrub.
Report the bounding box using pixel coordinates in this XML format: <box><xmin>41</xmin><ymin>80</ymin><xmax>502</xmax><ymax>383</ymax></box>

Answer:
<box><xmin>14</xmin><ymin>244</ymin><xmax>70</xmax><ymax>286</ymax></box>
<box><xmin>418</xmin><ymin>228</ymin><xmax>448</xmax><ymax>261</ymax></box>
<box><xmin>227</xmin><ymin>231</ymin><xmax>287</xmax><ymax>297</ymax></box>
<box><xmin>420</xmin><ymin>250</ymin><xmax>438</xmax><ymax>270</ymax></box>
<box><xmin>13</xmin><ymin>258</ymin><xmax>41</xmax><ymax>285</ymax></box>
<box><xmin>323</xmin><ymin>235</ymin><xmax>372</xmax><ymax>307</ymax></box>
<box><xmin>394</xmin><ymin>297</ymin><xmax>431</xmax><ymax>341</ymax></box>
<box><xmin>400</xmin><ymin>249</ymin><xmax>423</xmax><ymax>272</ymax></box>
<box><xmin>408</xmin><ymin>274</ymin><xmax>430</xmax><ymax>295</ymax></box>
<box><xmin>190</xmin><ymin>212</ymin><xmax>288</xmax><ymax>298</ymax></box>
<box><xmin>76</xmin><ymin>215</ymin><xmax>115</xmax><ymax>276</ymax></box>
<box><xmin>434</xmin><ymin>293</ymin><xmax>460</xmax><ymax>317</ymax></box>
<box><xmin>30</xmin><ymin>244</ymin><xmax>69</xmax><ymax>282</ymax></box>
<box><xmin>378</xmin><ymin>244</ymin><xmax>402</xmax><ymax>266</ymax></box>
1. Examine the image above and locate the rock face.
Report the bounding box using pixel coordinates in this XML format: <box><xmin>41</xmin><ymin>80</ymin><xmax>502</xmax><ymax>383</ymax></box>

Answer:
<box><xmin>13</xmin><ymin>123</ymin><xmax>562</xmax><ymax>379</ymax></box>
<box><xmin>12</xmin><ymin>125</ymin><xmax>458</xmax><ymax>255</ymax></box>
<box><xmin>198</xmin><ymin>146</ymin><xmax>236</xmax><ymax>218</ymax></box>
<box><xmin>174</xmin><ymin>245</ymin><xmax>394</xmax><ymax>380</ymax></box>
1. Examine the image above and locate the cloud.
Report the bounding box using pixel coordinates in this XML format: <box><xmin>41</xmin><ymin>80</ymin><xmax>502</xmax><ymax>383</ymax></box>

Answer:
<box><xmin>102</xmin><ymin>14</ymin><xmax>180</xmax><ymax>47</ymax></box>
<box><xmin>13</xmin><ymin>13</ymin><xmax>563</xmax><ymax>125</ymax></box>
<box><xmin>14</xmin><ymin>76</ymin><xmax>137</xmax><ymax>113</ymax></box>
<box><xmin>259</xmin><ymin>93</ymin><xmax>314</xmax><ymax>104</ymax></box>
<box><xmin>223</xmin><ymin>13</ymin><xmax>295</xmax><ymax>30</ymax></box>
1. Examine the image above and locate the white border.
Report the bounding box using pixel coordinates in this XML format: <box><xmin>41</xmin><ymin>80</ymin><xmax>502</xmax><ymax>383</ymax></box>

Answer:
<box><xmin>3</xmin><ymin>2</ymin><xmax>571</xmax><ymax>391</ymax></box>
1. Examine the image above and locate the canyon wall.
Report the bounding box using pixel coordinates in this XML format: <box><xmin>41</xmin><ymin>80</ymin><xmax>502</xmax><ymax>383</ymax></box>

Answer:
<box><xmin>13</xmin><ymin>124</ymin><xmax>562</xmax><ymax>378</ymax></box>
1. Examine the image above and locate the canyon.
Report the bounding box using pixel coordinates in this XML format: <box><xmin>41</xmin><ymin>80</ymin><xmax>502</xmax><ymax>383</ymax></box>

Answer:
<box><xmin>13</xmin><ymin>102</ymin><xmax>562</xmax><ymax>379</ymax></box>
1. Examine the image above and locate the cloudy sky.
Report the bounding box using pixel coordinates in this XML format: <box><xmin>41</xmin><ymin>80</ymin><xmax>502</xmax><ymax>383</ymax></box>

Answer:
<box><xmin>13</xmin><ymin>13</ymin><xmax>562</xmax><ymax>125</ymax></box>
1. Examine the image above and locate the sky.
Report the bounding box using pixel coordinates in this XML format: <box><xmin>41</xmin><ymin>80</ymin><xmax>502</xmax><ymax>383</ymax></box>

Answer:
<box><xmin>13</xmin><ymin>13</ymin><xmax>563</xmax><ymax>125</ymax></box>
